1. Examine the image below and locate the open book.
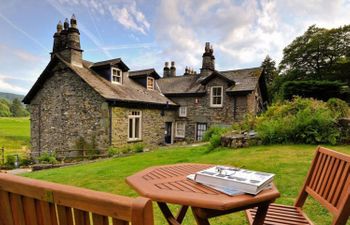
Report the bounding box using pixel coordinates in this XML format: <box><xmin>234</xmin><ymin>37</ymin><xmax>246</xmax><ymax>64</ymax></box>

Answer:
<box><xmin>188</xmin><ymin>166</ymin><xmax>274</xmax><ymax>195</ymax></box>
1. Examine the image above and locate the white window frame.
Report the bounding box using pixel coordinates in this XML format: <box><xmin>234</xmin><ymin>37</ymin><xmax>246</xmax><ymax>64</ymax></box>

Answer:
<box><xmin>128</xmin><ymin>111</ymin><xmax>142</xmax><ymax>141</ymax></box>
<box><xmin>179</xmin><ymin>106</ymin><xmax>187</xmax><ymax>117</ymax></box>
<box><xmin>111</xmin><ymin>67</ymin><xmax>122</xmax><ymax>84</ymax></box>
<box><xmin>147</xmin><ymin>77</ymin><xmax>154</xmax><ymax>90</ymax></box>
<box><xmin>175</xmin><ymin>122</ymin><xmax>185</xmax><ymax>138</ymax></box>
<box><xmin>210</xmin><ymin>86</ymin><xmax>223</xmax><ymax>107</ymax></box>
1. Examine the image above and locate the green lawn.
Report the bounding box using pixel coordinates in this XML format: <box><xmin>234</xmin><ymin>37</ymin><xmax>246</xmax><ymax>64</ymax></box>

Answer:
<box><xmin>0</xmin><ymin>117</ymin><xmax>30</xmax><ymax>157</ymax></box>
<box><xmin>24</xmin><ymin>144</ymin><xmax>350</xmax><ymax>225</ymax></box>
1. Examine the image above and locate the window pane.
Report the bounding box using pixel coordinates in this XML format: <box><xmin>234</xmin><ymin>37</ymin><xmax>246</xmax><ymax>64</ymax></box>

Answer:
<box><xmin>129</xmin><ymin>119</ymin><xmax>133</xmax><ymax>138</ymax></box>
<box><xmin>135</xmin><ymin>118</ymin><xmax>140</xmax><ymax>138</ymax></box>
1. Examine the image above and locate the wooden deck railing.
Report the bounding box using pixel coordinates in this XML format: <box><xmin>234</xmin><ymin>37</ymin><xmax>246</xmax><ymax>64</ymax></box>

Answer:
<box><xmin>0</xmin><ymin>173</ymin><xmax>154</xmax><ymax>225</ymax></box>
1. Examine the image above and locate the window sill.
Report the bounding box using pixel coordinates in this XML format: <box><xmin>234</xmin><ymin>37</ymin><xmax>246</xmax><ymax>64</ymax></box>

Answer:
<box><xmin>210</xmin><ymin>105</ymin><xmax>223</xmax><ymax>108</ymax></box>
<box><xmin>127</xmin><ymin>139</ymin><xmax>143</xmax><ymax>143</ymax></box>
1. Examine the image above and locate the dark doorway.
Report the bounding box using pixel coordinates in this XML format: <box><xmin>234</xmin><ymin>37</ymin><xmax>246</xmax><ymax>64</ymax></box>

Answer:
<box><xmin>196</xmin><ymin>123</ymin><xmax>207</xmax><ymax>141</ymax></box>
<box><xmin>165</xmin><ymin>122</ymin><xmax>172</xmax><ymax>144</ymax></box>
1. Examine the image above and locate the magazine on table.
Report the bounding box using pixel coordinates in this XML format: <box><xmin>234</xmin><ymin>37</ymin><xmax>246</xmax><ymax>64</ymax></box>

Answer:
<box><xmin>187</xmin><ymin>165</ymin><xmax>274</xmax><ymax>195</ymax></box>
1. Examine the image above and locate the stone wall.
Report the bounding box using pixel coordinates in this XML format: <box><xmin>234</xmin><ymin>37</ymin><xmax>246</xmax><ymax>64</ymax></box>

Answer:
<box><xmin>111</xmin><ymin>107</ymin><xmax>175</xmax><ymax>147</ymax></box>
<box><xmin>168</xmin><ymin>77</ymin><xmax>256</xmax><ymax>142</ymax></box>
<box><xmin>29</xmin><ymin>61</ymin><xmax>110</xmax><ymax>157</ymax></box>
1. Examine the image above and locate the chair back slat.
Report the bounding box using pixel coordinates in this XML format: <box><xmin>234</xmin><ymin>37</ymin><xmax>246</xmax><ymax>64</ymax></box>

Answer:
<box><xmin>22</xmin><ymin>197</ymin><xmax>38</xmax><ymax>225</ymax></box>
<box><xmin>0</xmin><ymin>173</ymin><xmax>154</xmax><ymax>225</ymax></box>
<box><xmin>74</xmin><ymin>209</ymin><xmax>91</xmax><ymax>225</ymax></box>
<box><xmin>295</xmin><ymin>146</ymin><xmax>350</xmax><ymax>225</ymax></box>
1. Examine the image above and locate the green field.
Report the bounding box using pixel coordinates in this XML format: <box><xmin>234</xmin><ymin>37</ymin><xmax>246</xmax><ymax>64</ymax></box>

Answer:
<box><xmin>24</xmin><ymin>144</ymin><xmax>350</xmax><ymax>225</ymax></box>
<box><xmin>0</xmin><ymin>117</ymin><xmax>30</xmax><ymax>157</ymax></box>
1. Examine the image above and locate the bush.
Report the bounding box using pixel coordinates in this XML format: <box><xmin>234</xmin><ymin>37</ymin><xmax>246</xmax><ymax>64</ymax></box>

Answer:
<box><xmin>132</xmin><ymin>143</ymin><xmax>144</xmax><ymax>153</ymax></box>
<box><xmin>5</xmin><ymin>155</ymin><xmax>17</xmax><ymax>168</ymax></box>
<box><xmin>38</xmin><ymin>151</ymin><xmax>57</xmax><ymax>164</ymax></box>
<box><xmin>327</xmin><ymin>98</ymin><xmax>349</xmax><ymax>118</ymax></box>
<box><xmin>203</xmin><ymin>126</ymin><xmax>229</xmax><ymax>142</ymax></box>
<box><xmin>256</xmin><ymin>97</ymin><xmax>340</xmax><ymax>145</ymax></box>
<box><xmin>203</xmin><ymin>126</ymin><xmax>229</xmax><ymax>151</ymax></box>
<box><xmin>107</xmin><ymin>147</ymin><xmax>120</xmax><ymax>157</ymax></box>
<box><xmin>207</xmin><ymin>134</ymin><xmax>222</xmax><ymax>151</ymax></box>
<box><xmin>280</xmin><ymin>80</ymin><xmax>349</xmax><ymax>102</ymax></box>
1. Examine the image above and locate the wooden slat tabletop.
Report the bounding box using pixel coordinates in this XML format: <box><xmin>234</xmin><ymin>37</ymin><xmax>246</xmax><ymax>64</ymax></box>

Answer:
<box><xmin>126</xmin><ymin>163</ymin><xmax>280</xmax><ymax>210</ymax></box>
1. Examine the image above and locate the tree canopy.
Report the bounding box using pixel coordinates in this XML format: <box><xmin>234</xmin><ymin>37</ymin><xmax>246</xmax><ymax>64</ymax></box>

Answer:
<box><xmin>279</xmin><ymin>25</ymin><xmax>350</xmax><ymax>80</ymax></box>
<box><xmin>271</xmin><ymin>24</ymin><xmax>350</xmax><ymax>102</ymax></box>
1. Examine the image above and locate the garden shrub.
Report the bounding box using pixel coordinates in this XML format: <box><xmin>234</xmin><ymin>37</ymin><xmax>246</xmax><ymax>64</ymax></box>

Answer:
<box><xmin>256</xmin><ymin>97</ymin><xmax>340</xmax><ymax>145</ymax></box>
<box><xmin>132</xmin><ymin>143</ymin><xmax>145</xmax><ymax>153</ymax></box>
<box><xmin>5</xmin><ymin>155</ymin><xmax>17</xmax><ymax>168</ymax></box>
<box><xmin>326</xmin><ymin>98</ymin><xmax>349</xmax><ymax>118</ymax></box>
<box><xmin>107</xmin><ymin>147</ymin><xmax>120</xmax><ymax>157</ymax></box>
<box><xmin>38</xmin><ymin>151</ymin><xmax>57</xmax><ymax>164</ymax></box>
<box><xmin>203</xmin><ymin>126</ymin><xmax>229</xmax><ymax>151</ymax></box>
<box><xmin>203</xmin><ymin>126</ymin><xmax>229</xmax><ymax>142</ymax></box>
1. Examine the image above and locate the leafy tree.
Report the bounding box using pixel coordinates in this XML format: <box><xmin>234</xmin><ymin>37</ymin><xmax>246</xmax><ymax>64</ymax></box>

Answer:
<box><xmin>279</xmin><ymin>25</ymin><xmax>350</xmax><ymax>80</ymax></box>
<box><xmin>0</xmin><ymin>98</ymin><xmax>11</xmax><ymax>117</ymax></box>
<box><xmin>10</xmin><ymin>98</ymin><xmax>29</xmax><ymax>117</ymax></box>
<box><xmin>261</xmin><ymin>55</ymin><xmax>278</xmax><ymax>85</ymax></box>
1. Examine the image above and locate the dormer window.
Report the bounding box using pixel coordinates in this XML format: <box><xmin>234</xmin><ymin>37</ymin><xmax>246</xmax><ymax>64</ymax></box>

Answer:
<box><xmin>147</xmin><ymin>77</ymin><xmax>154</xmax><ymax>90</ymax></box>
<box><xmin>111</xmin><ymin>68</ymin><xmax>122</xmax><ymax>84</ymax></box>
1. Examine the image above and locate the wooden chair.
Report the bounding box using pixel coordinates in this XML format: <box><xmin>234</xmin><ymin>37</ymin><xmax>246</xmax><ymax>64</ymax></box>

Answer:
<box><xmin>246</xmin><ymin>146</ymin><xmax>350</xmax><ymax>225</ymax></box>
<box><xmin>0</xmin><ymin>173</ymin><xmax>154</xmax><ymax>225</ymax></box>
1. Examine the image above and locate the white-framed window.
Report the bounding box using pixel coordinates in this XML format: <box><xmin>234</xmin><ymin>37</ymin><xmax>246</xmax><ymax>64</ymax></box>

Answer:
<box><xmin>128</xmin><ymin>111</ymin><xmax>142</xmax><ymax>141</ymax></box>
<box><xmin>210</xmin><ymin>86</ymin><xmax>223</xmax><ymax>107</ymax></box>
<box><xmin>147</xmin><ymin>77</ymin><xmax>154</xmax><ymax>90</ymax></box>
<box><xmin>179</xmin><ymin>106</ymin><xmax>187</xmax><ymax>117</ymax></box>
<box><xmin>175</xmin><ymin>121</ymin><xmax>185</xmax><ymax>138</ymax></box>
<box><xmin>111</xmin><ymin>67</ymin><xmax>122</xmax><ymax>84</ymax></box>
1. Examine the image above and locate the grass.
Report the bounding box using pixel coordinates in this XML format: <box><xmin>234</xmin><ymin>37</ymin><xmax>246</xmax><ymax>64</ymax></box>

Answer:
<box><xmin>24</xmin><ymin>144</ymin><xmax>350</xmax><ymax>225</ymax></box>
<box><xmin>0</xmin><ymin>117</ymin><xmax>30</xmax><ymax>158</ymax></box>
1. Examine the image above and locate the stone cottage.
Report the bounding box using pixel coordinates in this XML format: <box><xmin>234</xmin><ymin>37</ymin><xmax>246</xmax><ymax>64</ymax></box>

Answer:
<box><xmin>157</xmin><ymin>42</ymin><xmax>267</xmax><ymax>143</ymax></box>
<box><xmin>23</xmin><ymin>16</ymin><xmax>267</xmax><ymax>157</ymax></box>
<box><xmin>23</xmin><ymin>16</ymin><xmax>177</xmax><ymax>157</ymax></box>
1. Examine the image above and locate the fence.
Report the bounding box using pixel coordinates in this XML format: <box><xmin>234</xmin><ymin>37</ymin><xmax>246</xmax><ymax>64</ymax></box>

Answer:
<box><xmin>30</xmin><ymin>149</ymin><xmax>108</xmax><ymax>162</ymax></box>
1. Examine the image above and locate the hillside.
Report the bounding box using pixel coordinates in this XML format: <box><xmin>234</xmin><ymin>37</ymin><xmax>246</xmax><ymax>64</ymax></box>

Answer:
<box><xmin>0</xmin><ymin>92</ymin><xmax>25</xmax><ymax>101</ymax></box>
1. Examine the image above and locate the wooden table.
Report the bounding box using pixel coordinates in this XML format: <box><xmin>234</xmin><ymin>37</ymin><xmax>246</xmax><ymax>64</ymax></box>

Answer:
<box><xmin>126</xmin><ymin>163</ymin><xmax>280</xmax><ymax>225</ymax></box>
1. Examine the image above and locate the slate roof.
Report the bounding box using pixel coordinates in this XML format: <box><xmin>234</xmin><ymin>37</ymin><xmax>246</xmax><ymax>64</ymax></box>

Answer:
<box><xmin>23</xmin><ymin>54</ymin><xmax>176</xmax><ymax>107</ymax></box>
<box><xmin>221</xmin><ymin>67</ymin><xmax>262</xmax><ymax>92</ymax></box>
<box><xmin>157</xmin><ymin>75</ymin><xmax>205</xmax><ymax>95</ymax></box>
<box><xmin>90</xmin><ymin>58</ymin><xmax>129</xmax><ymax>71</ymax></box>
<box><xmin>129</xmin><ymin>68</ymin><xmax>160</xmax><ymax>79</ymax></box>
<box><xmin>157</xmin><ymin>67</ymin><xmax>263</xmax><ymax>95</ymax></box>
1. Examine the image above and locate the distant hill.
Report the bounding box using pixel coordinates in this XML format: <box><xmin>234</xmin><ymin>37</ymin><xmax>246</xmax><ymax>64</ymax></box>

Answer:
<box><xmin>0</xmin><ymin>92</ymin><xmax>25</xmax><ymax>102</ymax></box>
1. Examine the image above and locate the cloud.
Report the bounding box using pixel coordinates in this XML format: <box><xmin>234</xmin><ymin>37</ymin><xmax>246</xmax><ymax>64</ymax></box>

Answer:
<box><xmin>108</xmin><ymin>1</ymin><xmax>150</xmax><ymax>35</ymax></box>
<box><xmin>52</xmin><ymin>0</ymin><xmax>150</xmax><ymax>35</ymax></box>
<box><xmin>0</xmin><ymin>74</ymin><xmax>29</xmax><ymax>95</ymax></box>
<box><xmin>153</xmin><ymin>0</ymin><xmax>350</xmax><ymax>73</ymax></box>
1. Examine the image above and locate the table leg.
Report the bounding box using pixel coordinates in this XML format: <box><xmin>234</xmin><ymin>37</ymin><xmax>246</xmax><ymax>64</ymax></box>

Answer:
<box><xmin>191</xmin><ymin>207</ymin><xmax>211</xmax><ymax>225</ymax></box>
<box><xmin>252</xmin><ymin>201</ymin><xmax>270</xmax><ymax>225</ymax></box>
<box><xmin>157</xmin><ymin>202</ymin><xmax>188</xmax><ymax>225</ymax></box>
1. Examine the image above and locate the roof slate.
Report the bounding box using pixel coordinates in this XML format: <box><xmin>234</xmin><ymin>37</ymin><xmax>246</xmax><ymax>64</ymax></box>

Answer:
<box><xmin>157</xmin><ymin>67</ymin><xmax>262</xmax><ymax>95</ymax></box>
<box><xmin>129</xmin><ymin>68</ymin><xmax>160</xmax><ymax>79</ymax></box>
<box><xmin>23</xmin><ymin>54</ymin><xmax>176</xmax><ymax>106</ymax></box>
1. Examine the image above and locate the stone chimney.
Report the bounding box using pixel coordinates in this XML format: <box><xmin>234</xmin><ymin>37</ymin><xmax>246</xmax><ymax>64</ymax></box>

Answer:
<box><xmin>163</xmin><ymin>62</ymin><xmax>170</xmax><ymax>78</ymax></box>
<box><xmin>52</xmin><ymin>14</ymin><xmax>83</xmax><ymax>67</ymax></box>
<box><xmin>200</xmin><ymin>42</ymin><xmax>215</xmax><ymax>76</ymax></box>
<box><xmin>170</xmin><ymin>61</ymin><xmax>176</xmax><ymax>77</ymax></box>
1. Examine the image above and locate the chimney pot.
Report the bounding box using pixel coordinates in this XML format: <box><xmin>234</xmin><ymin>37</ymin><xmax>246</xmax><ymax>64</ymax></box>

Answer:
<box><xmin>64</xmin><ymin>18</ymin><xmax>69</xmax><ymax>30</ymax></box>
